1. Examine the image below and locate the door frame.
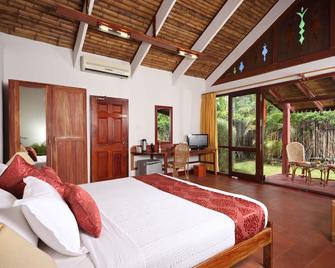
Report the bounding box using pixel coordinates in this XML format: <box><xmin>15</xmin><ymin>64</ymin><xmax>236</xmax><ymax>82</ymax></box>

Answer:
<box><xmin>217</xmin><ymin>88</ymin><xmax>265</xmax><ymax>182</ymax></box>
<box><xmin>90</xmin><ymin>96</ymin><xmax>129</xmax><ymax>181</ymax></box>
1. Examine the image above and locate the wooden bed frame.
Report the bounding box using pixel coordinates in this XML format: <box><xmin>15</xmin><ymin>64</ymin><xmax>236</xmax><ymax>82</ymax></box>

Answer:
<box><xmin>197</xmin><ymin>222</ymin><xmax>273</xmax><ymax>268</ymax></box>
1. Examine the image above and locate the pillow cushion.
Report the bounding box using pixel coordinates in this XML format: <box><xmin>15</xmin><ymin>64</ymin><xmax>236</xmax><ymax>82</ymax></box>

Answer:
<box><xmin>0</xmin><ymin>188</ymin><xmax>17</xmax><ymax>208</ymax></box>
<box><xmin>0</xmin><ymin>155</ymin><xmax>34</xmax><ymax>198</ymax></box>
<box><xmin>0</xmin><ymin>163</ymin><xmax>7</xmax><ymax>176</ymax></box>
<box><xmin>0</xmin><ymin>206</ymin><xmax>38</xmax><ymax>246</ymax></box>
<box><xmin>0</xmin><ymin>156</ymin><xmax>64</xmax><ymax>198</ymax></box>
<box><xmin>63</xmin><ymin>183</ymin><xmax>102</xmax><ymax>237</ymax></box>
<box><xmin>6</xmin><ymin>152</ymin><xmax>35</xmax><ymax>166</ymax></box>
<box><xmin>30</xmin><ymin>167</ymin><xmax>65</xmax><ymax>197</ymax></box>
<box><xmin>0</xmin><ymin>224</ymin><xmax>57</xmax><ymax>268</ymax></box>
<box><xmin>15</xmin><ymin>177</ymin><xmax>86</xmax><ymax>256</ymax></box>
<box><xmin>26</xmin><ymin>147</ymin><xmax>38</xmax><ymax>162</ymax></box>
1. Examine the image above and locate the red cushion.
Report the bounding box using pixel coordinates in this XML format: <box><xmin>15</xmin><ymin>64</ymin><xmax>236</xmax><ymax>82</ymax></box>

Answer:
<box><xmin>0</xmin><ymin>155</ymin><xmax>34</xmax><ymax>198</ymax></box>
<box><xmin>30</xmin><ymin>167</ymin><xmax>65</xmax><ymax>197</ymax></box>
<box><xmin>0</xmin><ymin>155</ymin><xmax>64</xmax><ymax>198</ymax></box>
<box><xmin>26</xmin><ymin>147</ymin><xmax>38</xmax><ymax>162</ymax></box>
<box><xmin>63</xmin><ymin>183</ymin><xmax>102</xmax><ymax>237</ymax></box>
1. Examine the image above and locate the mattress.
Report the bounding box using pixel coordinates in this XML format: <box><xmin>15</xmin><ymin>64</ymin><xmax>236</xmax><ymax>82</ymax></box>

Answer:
<box><xmin>77</xmin><ymin>176</ymin><xmax>268</xmax><ymax>268</ymax></box>
<box><xmin>39</xmin><ymin>242</ymin><xmax>94</xmax><ymax>268</ymax></box>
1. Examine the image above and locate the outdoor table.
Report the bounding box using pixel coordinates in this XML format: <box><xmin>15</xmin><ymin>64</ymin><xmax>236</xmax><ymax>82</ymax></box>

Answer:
<box><xmin>302</xmin><ymin>162</ymin><xmax>328</xmax><ymax>186</ymax></box>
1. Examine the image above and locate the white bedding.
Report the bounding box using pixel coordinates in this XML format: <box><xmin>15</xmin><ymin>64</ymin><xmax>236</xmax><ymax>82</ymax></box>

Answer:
<box><xmin>39</xmin><ymin>243</ymin><xmax>94</xmax><ymax>268</ymax></box>
<box><xmin>35</xmin><ymin>155</ymin><xmax>47</xmax><ymax>167</ymax></box>
<box><xmin>72</xmin><ymin>175</ymin><xmax>268</xmax><ymax>268</ymax></box>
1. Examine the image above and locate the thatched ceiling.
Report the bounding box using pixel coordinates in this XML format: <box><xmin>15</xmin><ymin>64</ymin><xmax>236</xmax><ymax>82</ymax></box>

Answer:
<box><xmin>0</xmin><ymin>0</ymin><xmax>278</xmax><ymax>79</ymax></box>
<box><xmin>265</xmin><ymin>76</ymin><xmax>335</xmax><ymax>112</ymax></box>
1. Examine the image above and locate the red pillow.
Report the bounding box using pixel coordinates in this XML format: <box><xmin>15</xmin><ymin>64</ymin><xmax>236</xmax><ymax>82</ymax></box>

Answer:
<box><xmin>0</xmin><ymin>155</ymin><xmax>34</xmax><ymax>198</ymax></box>
<box><xmin>0</xmin><ymin>155</ymin><xmax>64</xmax><ymax>198</ymax></box>
<box><xmin>30</xmin><ymin>167</ymin><xmax>65</xmax><ymax>197</ymax></box>
<box><xmin>63</xmin><ymin>183</ymin><xmax>102</xmax><ymax>237</ymax></box>
<box><xmin>26</xmin><ymin>147</ymin><xmax>38</xmax><ymax>162</ymax></box>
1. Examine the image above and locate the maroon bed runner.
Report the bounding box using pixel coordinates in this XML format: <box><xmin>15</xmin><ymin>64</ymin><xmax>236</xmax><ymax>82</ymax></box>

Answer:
<box><xmin>134</xmin><ymin>174</ymin><xmax>266</xmax><ymax>243</ymax></box>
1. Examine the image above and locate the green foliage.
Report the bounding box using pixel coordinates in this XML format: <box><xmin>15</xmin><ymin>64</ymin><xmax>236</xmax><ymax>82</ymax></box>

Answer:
<box><xmin>264</xmin><ymin>139</ymin><xmax>282</xmax><ymax>163</ymax></box>
<box><xmin>157</xmin><ymin>112</ymin><xmax>170</xmax><ymax>141</ymax></box>
<box><xmin>31</xmin><ymin>142</ymin><xmax>46</xmax><ymax>156</ymax></box>
<box><xmin>291</xmin><ymin>110</ymin><xmax>335</xmax><ymax>125</ymax></box>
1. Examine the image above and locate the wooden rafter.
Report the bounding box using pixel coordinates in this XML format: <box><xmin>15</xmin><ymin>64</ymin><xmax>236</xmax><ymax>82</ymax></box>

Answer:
<box><xmin>73</xmin><ymin>0</ymin><xmax>95</xmax><ymax>67</ymax></box>
<box><xmin>131</xmin><ymin>0</ymin><xmax>176</xmax><ymax>75</ymax></box>
<box><xmin>172</xmin><ymin>0</ymin><xmax>243</xmax><ymax>83</ymax></box>
<box><xmin>268</xmin><ymin>88</ymin><xmax>295</xmax><ymax>112</ymax></box>
<box><xmin>279</xmin><ymin>94</ymin><xmax>335</xmax><ymax>104</ymax></box>
<box><xmin>55</xmin><ymin>5</ymin><xmax>200</xmax><ymax>59</ymax></box>
<box><xmin>206</xmin><ymin>0</ymin><xmax>295</xmax><ymax>88</ymax></box>
<box><xmin>294</xmin><ymin>82</ymin><xmax>324</xmax><ymax>111</ymax></box>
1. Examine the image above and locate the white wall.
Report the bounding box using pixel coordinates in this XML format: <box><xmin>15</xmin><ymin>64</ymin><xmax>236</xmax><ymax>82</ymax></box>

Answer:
<box><xmin>0</xmin><ymin>33</ymin><xmax>205</xmax><ymax>177</ymax></box>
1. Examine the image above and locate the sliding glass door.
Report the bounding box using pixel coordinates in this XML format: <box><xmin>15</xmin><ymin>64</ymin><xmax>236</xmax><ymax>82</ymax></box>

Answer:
<box><xmin>217</xmin><ymin>90</ymin><xmax>264</xmax><ymax>181</ymax></box>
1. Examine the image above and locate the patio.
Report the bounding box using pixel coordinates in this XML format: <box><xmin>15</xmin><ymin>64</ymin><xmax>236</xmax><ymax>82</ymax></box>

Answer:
<box><xmin>266</xmin><ymin>174</ymin><xmax>335</xmax><ymax>198</ymax></box>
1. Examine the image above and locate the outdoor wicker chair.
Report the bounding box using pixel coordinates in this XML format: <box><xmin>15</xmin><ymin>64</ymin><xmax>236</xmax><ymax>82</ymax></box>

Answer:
<box><xmin>286</xmin><ymin>142</ymin><xmax>309</xmax><ymax>180</ymax></box>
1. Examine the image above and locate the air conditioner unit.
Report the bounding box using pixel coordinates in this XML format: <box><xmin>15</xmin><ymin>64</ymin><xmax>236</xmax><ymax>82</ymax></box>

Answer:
<box><xmin>80</xmin><ymin>55</ymin><xmax>130</xmax><ymax>78</ymax></box>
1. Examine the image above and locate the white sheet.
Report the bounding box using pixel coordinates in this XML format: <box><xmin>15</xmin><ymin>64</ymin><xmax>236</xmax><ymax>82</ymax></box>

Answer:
<box><xmin>39</xmin><ymin>242</ymin><xmax>94</xmax><ymax>268</ymax></box>
<box><xmin>35</xmin><ymin>155</ymin><xmax>47</xmax><ymax>167</ymax></box>
<box><xmin>79</xmin><ymin>176</ymin><xmax>268</xmax><ymax>268</ymax></box>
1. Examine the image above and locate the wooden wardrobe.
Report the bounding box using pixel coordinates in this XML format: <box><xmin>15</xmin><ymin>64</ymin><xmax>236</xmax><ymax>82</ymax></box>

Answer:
<box><xmin>7</xmin><ymin>80</ymin><xmax>88</xmax><ymax>185</ymax></box>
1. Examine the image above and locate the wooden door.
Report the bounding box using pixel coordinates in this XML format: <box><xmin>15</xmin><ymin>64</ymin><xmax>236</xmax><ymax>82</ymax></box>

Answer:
<box><xmin>49</xmin><ymin>86</ymin><xmax>87</xmax><ymax>184</ymax></box>
<box><xmin>91</xmin><ymin>96</ymin><xmax>129</xmax><ymax>181</ymax></box>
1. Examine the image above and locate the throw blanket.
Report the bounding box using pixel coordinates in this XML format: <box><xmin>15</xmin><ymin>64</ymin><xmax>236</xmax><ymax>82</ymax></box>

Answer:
<box><xmin>135</xmin><ymin>174</ymin><xmax>265</xmax><ymax>243</ymax></box>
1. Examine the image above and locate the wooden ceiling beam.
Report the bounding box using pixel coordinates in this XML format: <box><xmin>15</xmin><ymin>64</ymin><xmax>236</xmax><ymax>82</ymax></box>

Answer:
<box><xmin>172</xmin><ymin>0</ymin><xmax>243</xmax><ymax>83</ymax></box>
<box><xmin>205</xmin><ymin>0</ymin><xmax>295</xmax><ymax>88</ymax></box>
<box><xmin>295</xmin><ymin>82</ymin><xmax>324</xmax><ymax>111</ymax></box>
<box><xmin>73</xmin><ymin>0</ymin><xmax>95</xmax><ymax>67</ymax></box>
<box><xmin>279</xmin><ymin>94</ymin><xmax>335</xmax><ymax>104</ymax></box>
<box><xmin>131</xmin><ymin>0</ymin><xmax>176</xmax><ymax>76</ymax></box>
<box><xmin>268</xmin><ymin>88</ymin><xmax>295</xmax><ymax>112</ymax></box>
<box><xmin>55</xmin><ymin>5</ymin><xmax>200</xmax><ymax>59</ymax></box>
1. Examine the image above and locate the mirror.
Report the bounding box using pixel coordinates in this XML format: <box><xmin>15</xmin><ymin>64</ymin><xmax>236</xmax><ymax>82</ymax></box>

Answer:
<box><xmin>19</xmin><ymin>86</ymin><xmax>47</xmax><ymax>167</ymax></box>
<box><xmin>155</xmin><ymin>105</ymin><xmax>173</xmax><ymax>144</ymax></box>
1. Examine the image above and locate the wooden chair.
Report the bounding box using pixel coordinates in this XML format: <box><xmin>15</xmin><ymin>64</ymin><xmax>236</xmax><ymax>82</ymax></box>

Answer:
<box><xmin>286</xmin><ymin>142</ymin><xmax>309</xmax><ymax>180</ymax></box>
<box><xmin>168</xmin><ymin>144</ymin><xmax>190</xmax><ymax>179</ymax></box>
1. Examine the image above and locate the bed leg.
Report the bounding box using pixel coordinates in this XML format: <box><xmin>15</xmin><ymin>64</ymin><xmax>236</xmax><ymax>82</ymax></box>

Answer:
<box><xmin>263</xmin><ymin>222</ymin><xmax>273</xmax><ymax>268</ymax></box>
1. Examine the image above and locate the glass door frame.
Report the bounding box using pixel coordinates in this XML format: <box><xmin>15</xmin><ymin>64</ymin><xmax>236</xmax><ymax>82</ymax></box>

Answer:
<box><xmin>217</xmin><ymin>88</ymin><xmax>265</xmax><ymax>182</ymax></box>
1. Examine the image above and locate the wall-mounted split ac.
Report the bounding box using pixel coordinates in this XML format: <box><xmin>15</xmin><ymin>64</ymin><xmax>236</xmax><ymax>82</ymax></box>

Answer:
<box><xmin>80</xmin><ymin>54</ymin><xmax>130</xmax><ymax>78</ymax></box>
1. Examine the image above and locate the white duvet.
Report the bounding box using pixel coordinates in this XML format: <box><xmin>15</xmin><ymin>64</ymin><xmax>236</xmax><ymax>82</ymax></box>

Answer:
<box><xmin>79</xmin><ymin>176</ymin><xmax>268</xmax><ymax>268</ymax></box>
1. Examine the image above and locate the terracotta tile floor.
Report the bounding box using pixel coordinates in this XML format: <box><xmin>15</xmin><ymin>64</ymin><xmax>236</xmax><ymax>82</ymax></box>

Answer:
<box><xmin>266</xmin><ymin>174</ymin><xmax>335</xmax><ymax>197</ymax></box>
<box><xmin>185</xmin><ymin>175</ymin><xmax>335</xmax><ymax>268</ymax></box>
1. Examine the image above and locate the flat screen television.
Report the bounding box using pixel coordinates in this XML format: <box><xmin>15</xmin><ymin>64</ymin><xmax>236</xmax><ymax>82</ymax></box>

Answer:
<box><xmin>187</xmin><ymin>134</ymin><xmax>208</xmax><ymax>149</ymax></box>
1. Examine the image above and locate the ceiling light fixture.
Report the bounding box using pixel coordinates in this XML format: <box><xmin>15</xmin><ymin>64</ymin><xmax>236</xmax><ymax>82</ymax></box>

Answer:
<box><xmin>178</xmin><ymin>49</ymin><xmax>198</xmax><ymax>60</ymax></box>
<box><xmin>97</xmin><ymin>22</ymin><xmax>130</xmax><ymax>40</ymax></box>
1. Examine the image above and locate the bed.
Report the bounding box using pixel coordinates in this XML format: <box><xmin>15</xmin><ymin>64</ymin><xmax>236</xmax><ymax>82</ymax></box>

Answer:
<box><xmin>40</xmin><ymin>174</ymin><xmax>272</xmax><ymax>268</ymax></box>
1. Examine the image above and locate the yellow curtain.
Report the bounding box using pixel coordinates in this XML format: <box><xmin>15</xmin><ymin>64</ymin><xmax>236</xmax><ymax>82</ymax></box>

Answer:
<box><xmin>200</xmin><ymin>92</ymin><xmax>218</xmax><ymax>171</ymax></box>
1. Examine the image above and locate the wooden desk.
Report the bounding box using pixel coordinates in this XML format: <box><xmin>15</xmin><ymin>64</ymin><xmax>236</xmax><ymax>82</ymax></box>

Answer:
<box><xmin>130</xmin><ymin>146</ymin><xmax>217</xmax><ymax>175</ymax></box>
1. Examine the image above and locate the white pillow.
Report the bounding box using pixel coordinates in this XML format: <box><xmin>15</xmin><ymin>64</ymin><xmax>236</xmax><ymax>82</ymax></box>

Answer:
<box><xmin>0</xmin><ymin>163</ymin><xmax>7</xmax><ymax>176</ymax></box>
<box><xmin>0</xmin><ymin>206</ymin><xmax>38</xmax><ymax>246</ymax></box>
<box><xmin>0</xmin><ymin>188</ymin><xmax>17</xmax><ymax>208</ymax></box>
<box><xmin>14</xmin><ymin>177</ymin><xmax>86</xmax><ymax>256</ymax></box>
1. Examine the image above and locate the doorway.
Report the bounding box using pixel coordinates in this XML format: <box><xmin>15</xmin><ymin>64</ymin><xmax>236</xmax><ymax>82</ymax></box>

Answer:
<box><xmin>91</xmin><ymin>96</ymin><xmax>129</xmax><ymax>181</ymax></box>
<box><xmin>217</xmin><ymin>90</ymin><xmax>264</xmax><ymax>182</ymax></box>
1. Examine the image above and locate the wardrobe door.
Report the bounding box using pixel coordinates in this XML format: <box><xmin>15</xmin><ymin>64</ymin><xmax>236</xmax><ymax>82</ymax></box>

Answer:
<box><xmin>49</xmin><ymin>86</ymin><xmax>87</xmax><ymax>184</ymax></box>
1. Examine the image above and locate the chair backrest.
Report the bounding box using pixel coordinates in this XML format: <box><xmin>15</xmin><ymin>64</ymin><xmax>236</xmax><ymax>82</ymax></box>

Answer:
<box><xmin>286</xmin><ymin>142</ymin><xmax>305</xmax><ymax>162</ymax></box>
<box><xmin>173</xmin><ymin>144</ymin><xmax>190</xmax><ymax>168</ymax></box>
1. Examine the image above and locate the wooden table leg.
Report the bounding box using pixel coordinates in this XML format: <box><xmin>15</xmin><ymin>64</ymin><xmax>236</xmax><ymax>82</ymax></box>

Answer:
<box><xmin>164</xmin><ymin>154</ymin><xmax>168</xmax><ymax>175</ymax></box>
<box><xmin>332</xmin><ymin>200</ymin><xmax>335</xmax><ymax>243</ymax></box>
<box><xmin>214</xmin><ymin>151</ymin><xmax>217</xmax><ymax>175</ymax></box>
